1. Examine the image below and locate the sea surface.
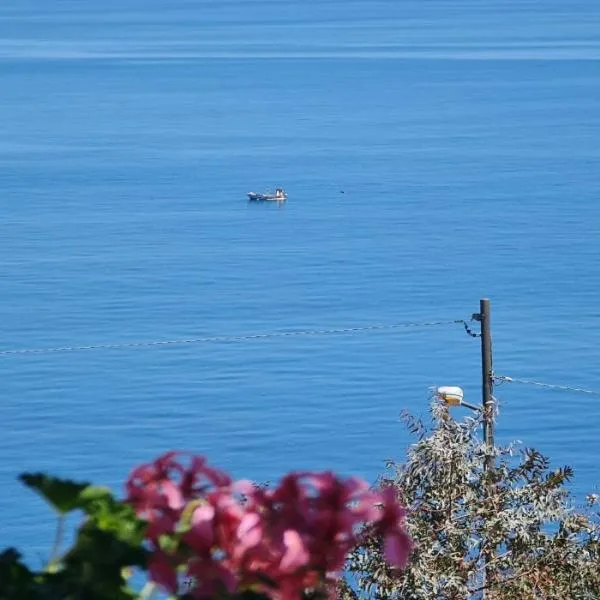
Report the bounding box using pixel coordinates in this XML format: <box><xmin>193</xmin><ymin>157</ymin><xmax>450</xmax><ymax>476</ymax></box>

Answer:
<box><xmin>1</xmin><ymin>0</ymin><xmax>600</xmax><ymax>558</ymax></box>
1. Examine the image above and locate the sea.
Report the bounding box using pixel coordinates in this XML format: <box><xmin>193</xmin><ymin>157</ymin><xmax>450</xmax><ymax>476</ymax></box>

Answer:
<box><xmin>1</xmin><ymin>0</ymin><xmax>600</xmax><ymax>559</ymax></box>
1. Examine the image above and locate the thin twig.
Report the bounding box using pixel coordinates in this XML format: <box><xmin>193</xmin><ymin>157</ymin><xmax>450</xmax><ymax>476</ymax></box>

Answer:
<box><xmin>49</xmin><ymin>515</ymin><xmax>65</xmax><ymax>567</ymax></box>
<box><xmin>468</xmin><ymin>540</ymin><xmax>572</xmax><ymax>595</ymax></box>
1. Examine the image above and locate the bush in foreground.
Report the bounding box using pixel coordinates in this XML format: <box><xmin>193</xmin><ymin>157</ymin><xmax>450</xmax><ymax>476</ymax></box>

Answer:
<box><xmin>2</xmin><ymin>399</ymin><xmax>598</xmax><ymax>600</ymax></box>
<box><xmin>341</xmin><ymin>401</ymin><xmax>600</xmax><ymax>599</ymax></box>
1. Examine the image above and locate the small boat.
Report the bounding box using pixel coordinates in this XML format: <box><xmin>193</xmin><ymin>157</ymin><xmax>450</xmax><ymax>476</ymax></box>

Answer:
<box><xmin>247</xmin><ymin>188</ymin><xmax>287</xmax><ymax>202</ymax></box>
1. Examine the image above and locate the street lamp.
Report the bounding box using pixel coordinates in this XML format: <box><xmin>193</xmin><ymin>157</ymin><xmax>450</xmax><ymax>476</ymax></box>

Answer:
<box><xmin>436</xmin><ymin>386</ymin><xmax>481</xmax><ymax>413</ymax></box>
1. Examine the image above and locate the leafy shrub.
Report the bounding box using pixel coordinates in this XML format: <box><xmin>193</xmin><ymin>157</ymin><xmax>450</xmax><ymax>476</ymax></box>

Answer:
<box><xmin>341</xmin><ymin>401</ymin><xmax>600</xmax><ymax>599</ymax></box>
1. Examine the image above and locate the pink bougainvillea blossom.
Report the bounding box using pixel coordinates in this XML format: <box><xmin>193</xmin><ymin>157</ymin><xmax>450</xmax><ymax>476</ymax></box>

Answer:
<box><xmin>147</xmin><ymin>549</ymin><xmax>178</xmax><ymax>595</ymax></box>
<box><xmin>374</xmin><ymin>487</ymin><xmax>412</xmax><ymax>569</ymax></box>
<box><xmin>126</xmin><ymin>452</ymin><xmax>412</xmax><ymax>599</ymax></box>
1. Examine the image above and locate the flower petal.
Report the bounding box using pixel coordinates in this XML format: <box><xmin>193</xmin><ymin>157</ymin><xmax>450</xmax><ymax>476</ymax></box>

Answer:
<box><xmin>384</xmin><ymin>531</ymin><xmax>412</xmax><ymax>569</ymax></box>
<box><xmin>189</xmin><ymin>503</ymin><xmax>216</xmax><ymax>548</ymax></box>
<box><xmin>149</xmin><ymin>550</ymin><xmax>178</xmax><ymax>594</ymax></box>
<box><xmin>162</xmin><ymin>480</ymin><xmax>185</xmax><ymax>510</ymax></box>
<box><xmin>280</xmin><ymin>529</ymin><xmax>310</xmax><ymax>573</ymax></box>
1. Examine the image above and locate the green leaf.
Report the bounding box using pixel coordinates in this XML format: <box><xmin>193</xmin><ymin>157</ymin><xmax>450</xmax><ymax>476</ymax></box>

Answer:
<box><xmin>77</xmin><ymin>485</ymin><xmax>123</xmax><ymax>519</ymax></box>
<box><xmin>41</xmin><ymin>523</ymin><xmax>149</xmax><ymax>600</ymax></box>
<box><xmin>83</xmin><ymin>493</ymin><xmax>147</xmax><ymax>547</ymax></box>
<box><xmin>78</xmin><ymin>484</ymin><xmax>113</xmax><ymax>505</ymax></box>
<box><xmin>35</xmin><ymin>522</ymin><xmax>147</xmax><ymax>600</ymax></box>
<box><xmin>68</xmin><ymin>523</ymin><xmax>148</xmax><ymax>569</ymax></box>
<box><xmin>158</xmin><ymin>533</ymin><xmax>180</xmax><ymax>554</ymax></box>
<box><xmin>0</xmin><ymin>548</ymin><xmax>32</xmax><ymax>580</ymax></box>
<box><xmin>0</xmin><ymin>549</ymin><xmax>37</xmax><ymax>599</ymax></box>
<box><xmin>19</xmin><ymin>473</ymin><xmax>90</xmax><ymax>514</ymax></box>
<box><xmin>21</xmin><ymin>474</ymin><xmax>146</xmax><ymax>540</ymax></box>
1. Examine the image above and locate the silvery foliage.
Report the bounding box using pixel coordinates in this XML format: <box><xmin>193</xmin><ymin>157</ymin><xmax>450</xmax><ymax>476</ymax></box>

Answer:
<box><xmin>340</xmin><ymin>399</ymin><xmax>600</xmax><ymax>599</ymax></box>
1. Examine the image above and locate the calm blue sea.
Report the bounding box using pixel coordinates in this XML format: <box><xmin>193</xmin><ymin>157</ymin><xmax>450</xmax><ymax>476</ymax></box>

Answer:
<box><xmin>1</xmin><ymin>0</ymin><xmax>600</xmax><ymax>559</ymax></box>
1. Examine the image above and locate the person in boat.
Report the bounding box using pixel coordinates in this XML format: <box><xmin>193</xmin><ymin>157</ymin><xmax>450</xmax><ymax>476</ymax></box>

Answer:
<box><xmin>275</xmin><ymin>188</ymin><xmax>285</xmax><ymax>199</ymax></box>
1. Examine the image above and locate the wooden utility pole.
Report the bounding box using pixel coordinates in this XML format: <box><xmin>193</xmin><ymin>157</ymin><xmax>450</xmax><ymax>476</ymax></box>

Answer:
<box><xmin>479</xmin><ymin>298</ymin><xmax>494</xmax><ymax>468</ymax></box>
<box><xmin>476</xmin><ymin>298</ymin><xmax>495</xmax><ymax>598</ymax></box>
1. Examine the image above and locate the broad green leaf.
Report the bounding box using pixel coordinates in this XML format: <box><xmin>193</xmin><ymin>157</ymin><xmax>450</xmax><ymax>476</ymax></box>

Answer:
<box><xmin>61</xmin><ymin>523</ymin><xmax>149</xmax><ymax>588</ymax></box>
<box><xmin>83</xmin><ymin>494</ymin><xmax>147</xmax><ymax>547</ymax></box>
<box><xmin>19</xmin><ymin>473</ymin><xmax>90</xmax><ymax>514</ymax></box>
<box><xmin>76</xmin><ymin>485</ymin><xmax>122</xmax><ymax>518</ymax></box>
<box><xmin>78</xmin><ymin>484</ymin><xmax>113</xmax><ymax>505</ymax></box>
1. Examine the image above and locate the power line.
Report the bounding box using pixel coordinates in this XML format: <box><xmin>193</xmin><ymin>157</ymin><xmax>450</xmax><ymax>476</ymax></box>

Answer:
<box><xmin>0</xmin><ymin>318</ymin><xmax>469</xmax><ymax>358</ymax></box>
<box><xmin>495</xmin><ymin>375</ymin><xmax>600</xmax><ymax>398</ymax></box>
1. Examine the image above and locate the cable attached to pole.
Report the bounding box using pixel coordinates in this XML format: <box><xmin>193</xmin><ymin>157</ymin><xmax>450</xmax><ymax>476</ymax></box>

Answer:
<box><xmin>0</xmin><ymin>318</ymin><xmax>469</xmax><ymax>358</ymax></box>
<box><xmin>494</xmin><ymin>375</ymin><xmax>600</xmax><ymax>398</ymax></box>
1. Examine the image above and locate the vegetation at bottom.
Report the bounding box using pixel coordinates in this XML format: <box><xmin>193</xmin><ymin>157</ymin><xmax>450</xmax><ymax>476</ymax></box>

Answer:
<box><xmin>1</xmin><ymin>400</ymin><xmax>598</xmax><ymax>600</ymax></box>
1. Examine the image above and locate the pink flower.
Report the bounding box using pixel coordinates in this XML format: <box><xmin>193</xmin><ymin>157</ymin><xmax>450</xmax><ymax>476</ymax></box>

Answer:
<box><xmin>186</xmin><ymin>557</ymin><xmax>238</xmax><ymax>599</ymax></box>
<box><xmin>384</xmin><ymin>530</ymin><xmax>412</xmax><ymax>569</ymax></box>
<box><xmin>126</xmin><ymin>452</ymin><xmax>412</xmax><ymax>599</ymax></box>
<box><xmin>235</xmin><ymin>512</ymin><xmax>263</xmax><ymax>556</ymax></box>
<box><xmin>148</xmin><ymin>550</ymin><xmax>178</xmax><ymax>595</ymax></box>
<box><xmin>280</xmin><ymin>530</ymin><xmax>310</xmax><ymax>573</ymax></box>
<box><xmin>374</xmin><ymin>487</ymin><xmax>413</xmax><ymax>569</ymax></box>
<box><xmin>187</xmin><ymin>503</ymin><xmax>216</xmax><ymax>550</ymax></box>
<box><xmin>182</xmin><ymin>455</ymin><xmax>233</xmax><ymax>496</ymax></box>
<box><xmin>126</xmin><ymin>452</ymin><xmax>231</xmax><ymax>528</ymax></box>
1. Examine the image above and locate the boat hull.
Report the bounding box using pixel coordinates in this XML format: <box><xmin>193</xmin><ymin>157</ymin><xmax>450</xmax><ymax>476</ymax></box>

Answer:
<box><xmin>247</xmin><ymin>192</ymin><xmax>287</xmax><ymax>201</ymax></box>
